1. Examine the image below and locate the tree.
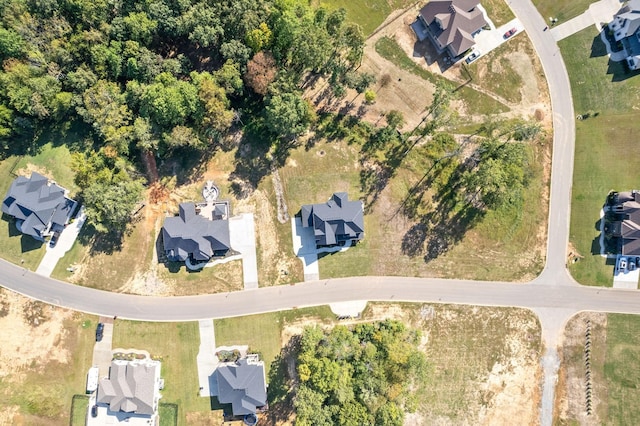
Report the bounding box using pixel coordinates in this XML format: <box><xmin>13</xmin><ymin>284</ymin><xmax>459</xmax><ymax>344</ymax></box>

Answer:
<box><xmin>0</xmin><ymin>26</ymin><xmax>24</xmax><ymax>60</ymax></box>
<box><xmin>213</xmin><ymin>60</ymin><xmax>244</xmax><ymax>95</ymax></box>
<box><xmin>138</xmin><ymin>73</ymin><xmax>201</xmax><ymax>129</ymax></box>
<box><xmin>244</xmin><ymin>51</ymin><xmax>277</xmax><ymax>95</ymax></box>
<box><xmin>78</xmin><ymin>80</ymin><xmax>133</xmax><ymax>155</ymax></box>
<box><xmin>193</xmin><ymin>73</ymin><xmax>234</xmax><ymax>136</ymax></box>
<box><xmin>245</xmin><ymin>22</ymin><xmax>272</xmax><ymax>53</ymax></box>
<box><xmin>264</xmin><ymin>92</ymin><xmax>313</xmax><ymax>138</ymax></box>
<box><xmin>83</xmin><ymin>177</ymin><xmax>145</xmax><ymax>233</ymax></box>
<box><xmin>375</xmin><ymin>401</ymin><xmax>403</xmax><ymax>426</ymax></box>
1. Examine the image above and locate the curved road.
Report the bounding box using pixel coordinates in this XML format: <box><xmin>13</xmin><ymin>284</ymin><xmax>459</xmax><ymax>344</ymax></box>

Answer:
<box><xmin>0</xmin><ymin>1</ymin><xmax>623</xmax><ymax>425</ymax></box>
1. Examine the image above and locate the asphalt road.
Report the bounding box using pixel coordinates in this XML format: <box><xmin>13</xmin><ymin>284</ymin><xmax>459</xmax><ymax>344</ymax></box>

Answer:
<box><xmin>2</xmin><ymin>260</ymin><xmax>640</xmax><ymax>321</ymax></box>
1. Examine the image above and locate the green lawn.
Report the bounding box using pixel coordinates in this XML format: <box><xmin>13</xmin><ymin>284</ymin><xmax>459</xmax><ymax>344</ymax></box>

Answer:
<box><xmin>374</xmin><ymin>36</ymin><xmax>510</xmax><ymax>116</ymax></box>
<box><xmin>69</xmin><ymin>394</ymin><xmax>89</xmax><ymax>426</ymax></box>
<box><xmin>560</xmin><ymin>27</ymin><xmax>640</xmax><ymax>285</ymax></box>
<box><xmin>158</xmin><ymin>260</ymin><xmax>244</xmax><ymax>295</ymax></box>
<box><xmin>112</xmin><ymin>321</ymin><xmax>212</xmax><ymax>426</ymax></box>
<box><xmin>214</xmin><ymin>306</ymin><xmax>336</xmax><ymax>376</ymax></box>
<box><xmin>314</xmin><ymin>0</ymin><xmax>413</xmax><ymax>36</ymax></box>
<box><xmin>482</xmin><ymin>0</ymin><xmax>515</xmax><ymax>27</ymax></box>
<box><xmin>533</xmin><ymin>0</ymin><xmax>597</xmax><ymax>24</ymax></box>
<box><xmin>603</xmin><ymin>314</ymin><xmax>640</xmax><ymax>424</ymax></box>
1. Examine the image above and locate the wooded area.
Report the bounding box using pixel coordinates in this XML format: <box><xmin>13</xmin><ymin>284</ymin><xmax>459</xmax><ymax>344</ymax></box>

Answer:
<box><xmin>0</xmin><ymin>0</ymin><xmax>369</xmax><ymax>232</ymax></box>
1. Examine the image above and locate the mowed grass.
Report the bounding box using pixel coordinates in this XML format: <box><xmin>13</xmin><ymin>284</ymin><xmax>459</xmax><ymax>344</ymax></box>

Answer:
<box><xmin>482</xmin><ymin>0</ymin><xmax>515</xmax><ymax>27</ymax></box>
<box><xmin>112</xmin><ymin>321</ymin><xmax>212</xmax><ymax>426</ymax></box>
<box><xmin>560</xmin><ymin>27</ymin><xmax>640</xmax><ymax>285</ymax></box>
<box><xmin>314</xmin><ymin>0</ymin><xmax>413</xmax><ymax>36</ymax></box>
<box><xmin>374</xmin><ymin>36</ymin><xmax>510</xmax><ymax>116</ymax></box>
<box><xmin>158</xmin><ymin>260</ymin><xmax>244</xmax><ymax>295</ymax></box>
<box><xmin>603</xmin><ymin>314</ymin><xmax>640</xmax><ymax>423</ymax></box>
<box><xmin>533</xmin><ymin>0</ymin><xmax>596</xmax><ymax>24</ymax></box>
<box><xmin>0</xmin><ymin>145</ymin><xmax>77</xmax><ymax>270</ymax></box>
<box><xmin>214</xmin><ymin>306</ymin><xmax>336</xmax><ymax>376</ymax></box>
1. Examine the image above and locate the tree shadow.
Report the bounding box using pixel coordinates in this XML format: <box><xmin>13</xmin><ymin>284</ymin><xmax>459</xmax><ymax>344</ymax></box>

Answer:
<box><xmin>265</xmin><ymin>336</ymin><xmax>299</xmax><ymax>424</ymax></box>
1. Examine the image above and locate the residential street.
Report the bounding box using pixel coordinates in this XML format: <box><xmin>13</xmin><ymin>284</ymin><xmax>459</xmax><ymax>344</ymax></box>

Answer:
<box><xmin>0</xmin><ymin>1</ymin><xmax>631</xmax><ymax>424</ymax></box>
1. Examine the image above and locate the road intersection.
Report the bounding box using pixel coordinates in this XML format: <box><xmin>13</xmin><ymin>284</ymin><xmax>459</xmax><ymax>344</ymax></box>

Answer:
<box><xmin>0</xmin><ymin>1</ymin><xmax>632</xmax><ymax>424</ymax></box>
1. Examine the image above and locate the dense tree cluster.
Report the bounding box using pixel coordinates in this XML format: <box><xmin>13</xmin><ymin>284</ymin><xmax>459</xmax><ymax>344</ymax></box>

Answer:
<box><xmin>294</xmin><ymin>320</ymin><xmax>429</xmax><ymax>425</ymax></box>
<box><xmin>0</xmin><ymin>0</ymin><xmax>368</xmax><ymax>232</ymax></box>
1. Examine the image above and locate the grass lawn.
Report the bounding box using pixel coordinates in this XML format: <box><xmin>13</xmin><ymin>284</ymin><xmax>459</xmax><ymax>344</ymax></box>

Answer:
<box><xmin>214</xmin><ymin>306</ymin><xmax>336</xmax><ymax>376</ymax></box>
<box><xmin>112</xmin><ymin>321</ymin><xmax>212</xmax><ymax>426</ymax></box>
<box><xmin>482</xmin><ymin>0</ymin><xmax>515</xmax><ymax>27</ymax></box>
<box><xmin>69</xmin><ymin>395</ymin><xmax>89</xmax><ymax>426</ymax></box>
<box><xmin>374</xmin><ymin>36</ymin><xmax>510</xmax><ymax>116</ymax></box>
<box><xmin>314</xmin><ymin>0</ymin><xmax>413</xmax><ymax>36</ymax></box>
<box><xmin>157</xmin><ymin>260</ymin><xmax>244</xmax><ymax>295</ymax></box>
<box><xmin>603</xmin><ymin>314</ymin><xmax>640</xmax><ymax>424</ymax></box>
<box><xmin>533</xmin><ymin>0</ymin><xmax>597</xmax><ymax>24</ymax></box>
<box><xmin>560</xmin><ymin>27</ymin><xmax>640</xmax><ymax>285</ymax></box>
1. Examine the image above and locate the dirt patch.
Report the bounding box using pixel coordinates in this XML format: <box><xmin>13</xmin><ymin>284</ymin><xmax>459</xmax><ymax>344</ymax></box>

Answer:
<box><xmin>555</xmin><ymin>312</ymin><xmax>607</xmax><ymax>425</ymax></box>
<box><xmin>15</xmin><ymin>164</ymin><xmax>54</xmax><ymax>180</ymax></box>
<box><xmin>0</xmin><ymin>290</ymin><xmax>72</xmax><ymax>385</ymax></box>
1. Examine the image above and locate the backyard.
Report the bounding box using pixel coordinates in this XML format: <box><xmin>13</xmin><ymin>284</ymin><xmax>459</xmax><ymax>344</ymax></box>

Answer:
<box><xmin>561</xmin><ymin>27</ymin><xmax>640</xmax><ymax>286</ymax></box>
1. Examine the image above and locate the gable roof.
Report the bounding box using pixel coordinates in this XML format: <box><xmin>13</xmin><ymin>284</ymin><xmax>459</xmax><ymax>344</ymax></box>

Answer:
<box><xmin>1</xmin><ymin>172</ymin><xmax>73</xmax><ymax>239</ymax></box>
<box><xmin>419</xmin><ymin>0</ymin><xmax>487</xmax><ymax>56</ymax></box>
<box><xmin>97</xmin><ymin>359</ymin><xmax>161</xmax><ymax>416</ymax></box>
<box><xmin>162</xmin><ymin>202</ymin><xmax>230</xmax><ymax>262</ymax></box>
<box><xmin>216</xmin><ymin>358</ymin><xmax>267</xmax><ymax>416</ymax></box>
<box><xmin>301</xmin><ymin>192</ymin><xmax>364</xmax><ymax>246</ymax></box>
<box><xmin>614</xmin><ymin>0</ymin><xmax>640</xmax><ymax>38</ymax></box>
<box><xmin>611</xmin><ymin>191</ymin><xmax>640</xmax><ymax>255</ymax></box>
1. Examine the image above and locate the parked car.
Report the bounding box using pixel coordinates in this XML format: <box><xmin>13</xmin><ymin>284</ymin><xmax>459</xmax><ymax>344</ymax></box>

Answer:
<box><xmin>96</xmin><ymin>323</ymin><xmax>104</xmax><ymax>342</ymax></box>
<box><xmin>49</xmin><ymin>231</ymin><xmax>60</xmax><ymax>247</ymax></box>
<box><xmin>504</xmin><ymin>27</ymin><xmax>517</xmax><ymax>39</ymax></box>
<box><xmin>91</xmin><ymin>404</ymin><xmax>98</xmax><ymax>417</ymax></box>
<box><xmin>619</xmin><ymin>257</ymin><xmax>628</xmax><ymax>271</ymax></box>
<box><xmin>465</xmin><ymin>50</ymin><xmax>481</xmax><ymax>64</ymax></box>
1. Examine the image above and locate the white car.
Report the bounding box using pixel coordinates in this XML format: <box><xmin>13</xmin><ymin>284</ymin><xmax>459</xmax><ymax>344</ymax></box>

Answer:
<box><xmin>619</xmin><ymin>257</ymin><xmax>628</xmax><ymax>271</ymax></box>
<box><xmin>465</xmin><ymin>50</ymin><xmax>481</xmax><ymax>64</ymax></box>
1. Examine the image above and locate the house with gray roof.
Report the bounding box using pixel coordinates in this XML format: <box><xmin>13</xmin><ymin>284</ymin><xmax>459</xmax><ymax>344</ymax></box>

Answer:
<box><xmin>2</xmin><ymin>172</ymin><xmax>75</xmax><ymax>241</ymax></box>
<box><xmin>607</xmin><ymin>190</ymin><xmax>640</xmax><ymax>255</ymax></box>
<box><xmin>96</xmin><ymin>358</ymin><xmax>162</xmax><ymax>420</ymax></box>
<box><xmin>161</xmin><ymin>202</ymin><xmax>230</xmax><ymax>263</ymax></box>
<box><xmin>300</xmin><ymin>192</ymin><xmax>364</xmax><ymax>247</ymax></box>
<box><xmin>417</xmin><ymin>0</ymin><xmax>488</xmax><ymax>58</ymax></box>
<box><xmin>609</xmin><ymin>0</ymin><xmax>640</xmax><ymax>70</ymax></box>
<box><xmin>216</xmin><ymin>355</ymin><xmax>267</xmax><ymax>416</ymax></box>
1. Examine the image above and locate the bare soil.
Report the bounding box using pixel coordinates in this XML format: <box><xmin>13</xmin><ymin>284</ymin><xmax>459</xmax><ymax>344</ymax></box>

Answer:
<box><xmin>555</xmin><ymin>312</ymin><xmax>607</xmax><ymax>425</ymax></box>
<box><xmin>0</xmin><ymin>290</ymin><xmax>75</xmax><ymax>425</ymax></box>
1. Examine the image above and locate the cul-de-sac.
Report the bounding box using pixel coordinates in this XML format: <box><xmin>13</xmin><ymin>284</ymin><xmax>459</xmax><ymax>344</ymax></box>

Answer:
<box><xmin>2</xmin><ymin>0</ymin><xmax>640</xmax><ymax>424</ymax></box>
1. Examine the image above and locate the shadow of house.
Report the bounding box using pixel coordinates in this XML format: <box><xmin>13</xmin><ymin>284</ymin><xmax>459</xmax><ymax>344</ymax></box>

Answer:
<box><xmin>1</xmin><ymin>172</ymin><xmax>75</xmax><ymax>242</ymax></box>
<box><xmin>300</xmin><ymin>193</ymin><xmax>364</xmax><ymax>248</ymax></box>
<box><xmin>416</xmin><ymin>0</ymin><xmax>487</xmax><ymax>61</ymax></box>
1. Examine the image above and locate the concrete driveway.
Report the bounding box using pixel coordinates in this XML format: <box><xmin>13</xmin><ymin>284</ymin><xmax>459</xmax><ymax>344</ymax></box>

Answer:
<box><xmin>196</xmin><ymin>319</ymin><xmax>217</xmax><ymax>397</ymax></box>
<box><xmin>550</xmin><ymin>0</ymin><xmax>621</xmax><ymax>42</ymax></box>
<box><xmin>228</xmin><ymin>213</ymin><xmax>258</xmax><ymax>289</ymax></box>
<box><xmin>91</xmin><ymin>317</ymin><xmax>114</xmax><ymax>378</ymax></box>
<box><xmin>36</xmin><ymin>206</ymin><xmax>87</xmax><ymax>277</ymax></box>
<box><xmin>470</xmin><ymin>18</ymin><xmax>525</xmax><ymax>62</ymax></box>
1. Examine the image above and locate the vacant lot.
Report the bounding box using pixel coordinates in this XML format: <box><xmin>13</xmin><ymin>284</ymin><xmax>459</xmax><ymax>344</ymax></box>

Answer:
<box><xmin>561</xmin><ymin>27</ymin><xmax>640</xmax><ymax>286</ymax></box>
<box><xmin>556</xmin><ymin>313</ymin><xmax>640</xmax><ymax>424</ymax></box>
<box><xmin>0</xmin><ymin>289</ymin><xmax>95</xmax><ymax>425</ymax></box>
<box><xmin>265</xmin><ymin>303</ymin><xmax>542</xmax><ymax>424</ymax></box>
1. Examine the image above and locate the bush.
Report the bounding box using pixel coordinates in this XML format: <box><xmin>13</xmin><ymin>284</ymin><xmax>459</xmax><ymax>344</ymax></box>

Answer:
<box><xmin>364</xmin><ymin>89</ymin><xmax>377</xmax><ymax>104</ymax></box>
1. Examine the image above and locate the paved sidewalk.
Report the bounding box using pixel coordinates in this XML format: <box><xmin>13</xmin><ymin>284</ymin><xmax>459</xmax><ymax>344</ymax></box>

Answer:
<box><xmin>551</xmin><ymin>0</ymin><xmax>621</xmax><ymax>41</ymax></box>
<box><xmin>36</xmin><ymin>206</ymin><xmax>87</xmax><ymax>277</ymax></box>
<box><xmin>196</xmin><ymin>319</ymin><xmax>218</xmax><ymax>397</ymax></box>
<box><xmin>229</xmin><ymin>213</ymin><xmax>258</xmax><ymax>289</ymax></box>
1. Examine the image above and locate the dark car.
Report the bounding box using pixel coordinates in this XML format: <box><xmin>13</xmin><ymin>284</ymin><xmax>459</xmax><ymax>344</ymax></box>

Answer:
<box><xmin>504</xmin><ymin>27</ymin><xmax>517</xmax><ymax>39</ymax></box>
<box><xmin>49</xmin><ymin>231</ymin><xmax>60</xmax><ymax>247</ymax></box>
<box><xmin>96</xmin><ymin>323</ymin><xmax>104</xmax><ymax>342</ymax></box>
<box><xmin>91</xmin><ymin>404</ymin><xmax>98</xmax><ymax>417</ymax></box>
